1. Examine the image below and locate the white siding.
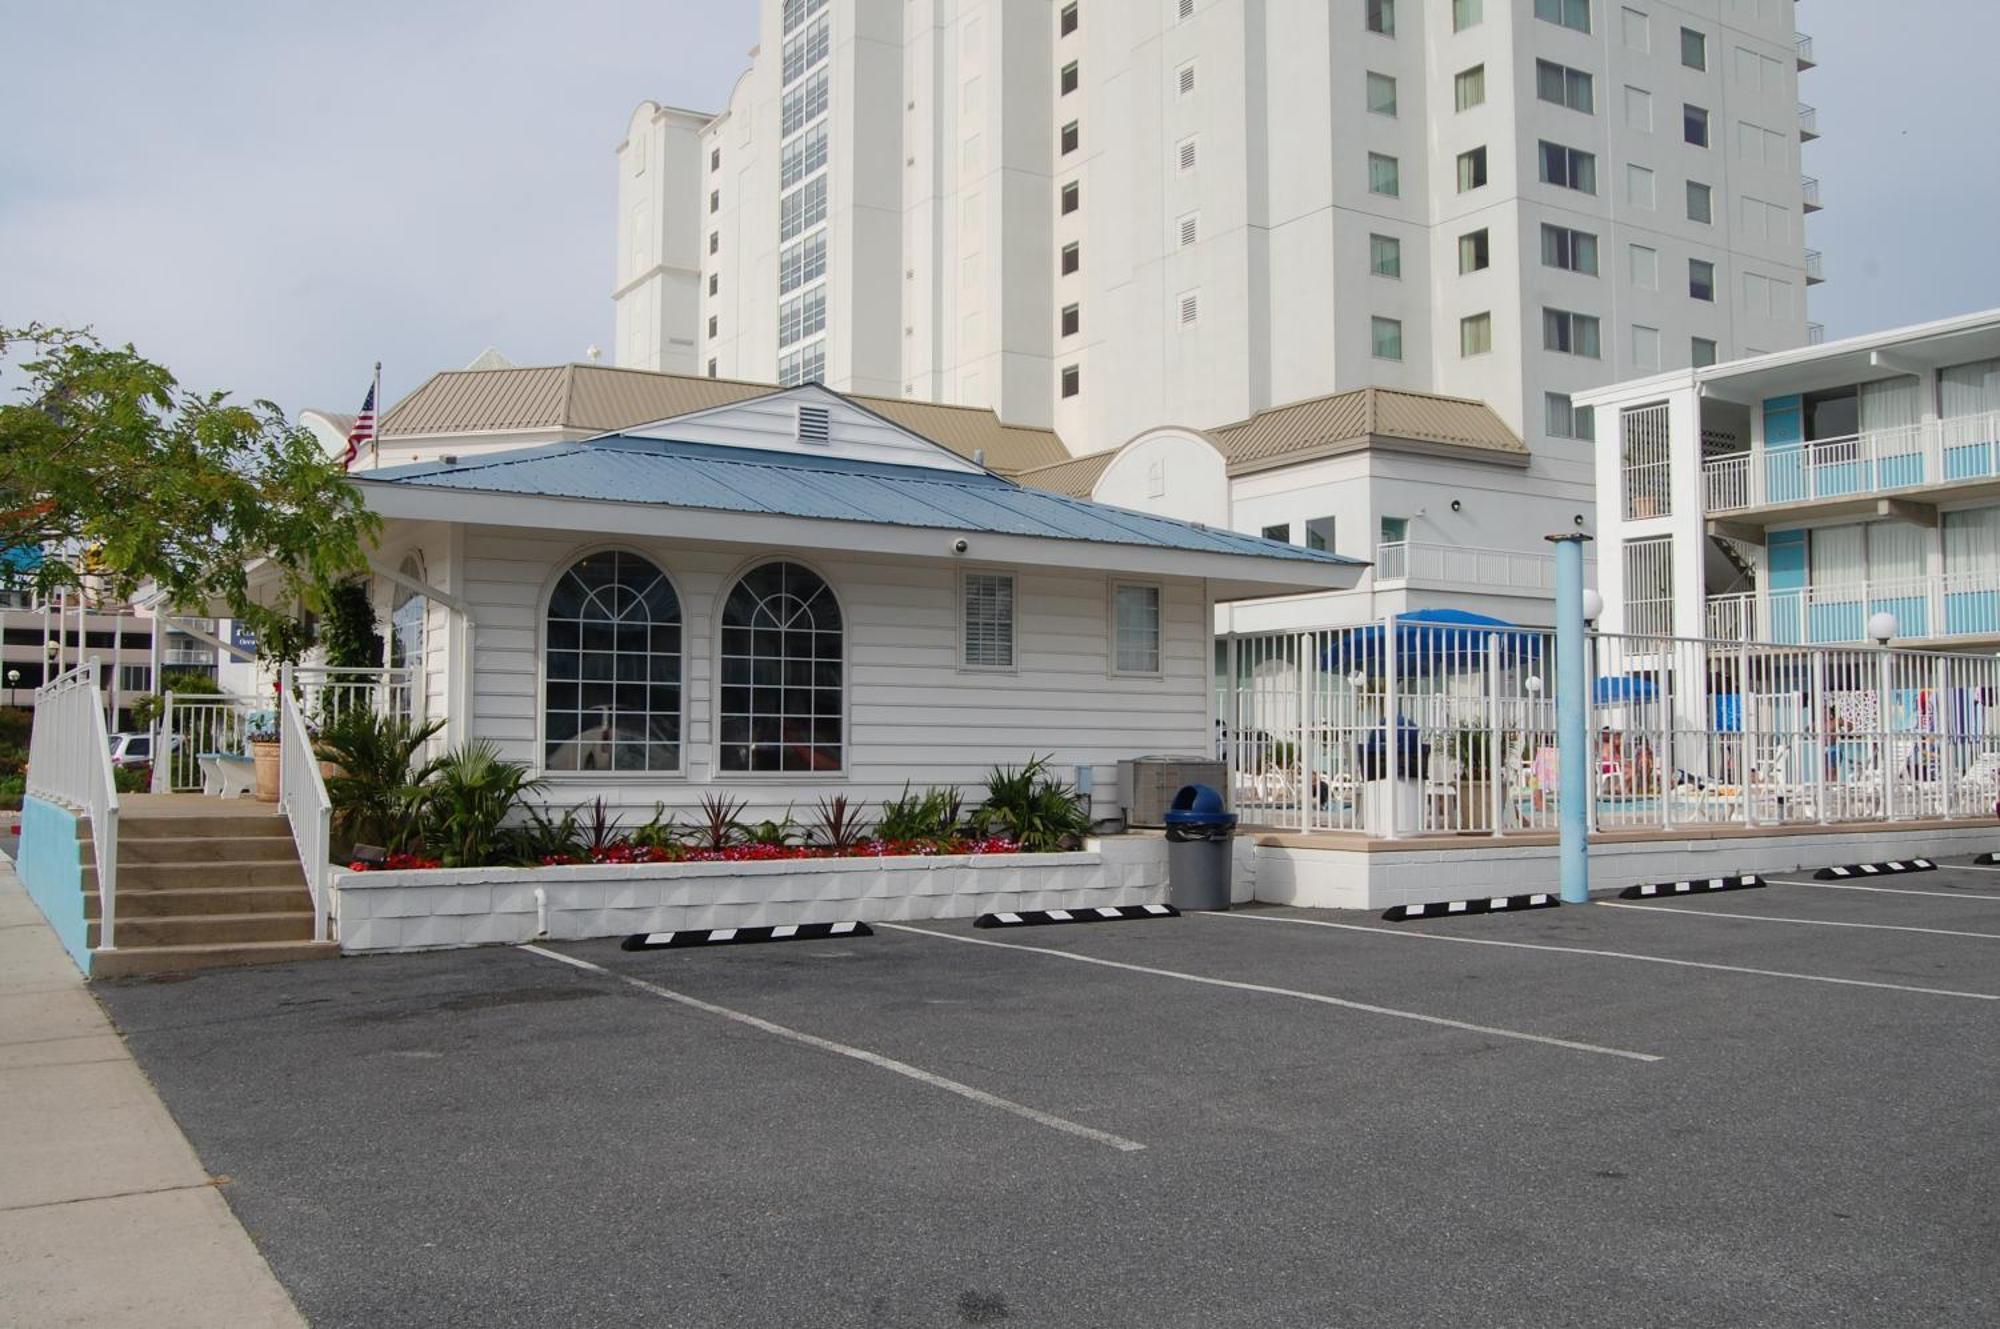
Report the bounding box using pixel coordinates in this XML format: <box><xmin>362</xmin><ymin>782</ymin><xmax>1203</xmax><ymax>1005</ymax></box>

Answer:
<box><xmin>457</xmin><ymin>527</ymin><xmax>1211</xmax><ymax>820</ymax></box>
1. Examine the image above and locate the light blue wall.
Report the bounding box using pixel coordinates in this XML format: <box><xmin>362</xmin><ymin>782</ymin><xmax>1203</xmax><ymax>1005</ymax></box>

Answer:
<box><xmin>17</xmin><ymin>796</ymin><xmax>89</xmax><ymax>975</ymax></box>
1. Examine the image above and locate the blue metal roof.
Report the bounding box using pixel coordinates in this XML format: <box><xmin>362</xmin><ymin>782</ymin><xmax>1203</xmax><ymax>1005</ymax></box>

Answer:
<box><xmin>364</xmin><ymin>436</ymin><xmax>1361</xmax><ymax>566</ymax></box>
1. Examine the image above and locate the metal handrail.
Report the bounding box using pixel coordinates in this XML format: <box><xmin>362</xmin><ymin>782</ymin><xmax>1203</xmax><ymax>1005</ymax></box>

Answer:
<box><xmin>278</xmin><ymin>664</ymin><xmax>333</xmax><ymax>943</ymax></box>
<box><xmin>26</xmin><ymin>660</ymin><xmax>120</xmax><ymax>949</ymax></box>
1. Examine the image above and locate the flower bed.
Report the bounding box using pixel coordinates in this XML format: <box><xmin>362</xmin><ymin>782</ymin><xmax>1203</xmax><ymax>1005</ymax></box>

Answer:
<box><xmin>348</xmin><ymin>836</ymin><xmax>1022</xmax><ymax>873</ymax></box>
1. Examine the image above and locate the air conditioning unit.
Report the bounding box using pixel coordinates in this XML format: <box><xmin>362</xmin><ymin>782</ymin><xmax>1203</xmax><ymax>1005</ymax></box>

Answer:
<box><xmin>1118</xmin><ymin>755</ymin><xmax>1226</xmax><ymax>829</ymax></box>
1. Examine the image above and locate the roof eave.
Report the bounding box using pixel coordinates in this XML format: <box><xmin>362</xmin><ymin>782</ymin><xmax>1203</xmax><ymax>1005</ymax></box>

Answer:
<box><xmin>1226</xmin><ymin>433</ymin><xmax>1531</xmax><ymax>477</ymax></box>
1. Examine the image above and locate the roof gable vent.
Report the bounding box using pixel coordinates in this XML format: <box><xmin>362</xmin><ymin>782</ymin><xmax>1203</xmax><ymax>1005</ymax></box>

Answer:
<box><xmin>797</xmin><ymin>404</ymin><xmax>831</xmax><ymax>444</ymax></box>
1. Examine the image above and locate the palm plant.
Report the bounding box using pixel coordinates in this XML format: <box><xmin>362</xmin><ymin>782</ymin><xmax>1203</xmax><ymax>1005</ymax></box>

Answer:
<box><xmin>421</xmin><ymin>741</ymin><xmax>543</xmax><ymax>868</ymax></box>
<box><xmin>973</xmin><ymin>754</ymin><xmax>1092</xmax><ymax>851</ymax></box>
<box><xmin>314</xmin><ymin>710</ymin><xmax>445</xmax><ymax>855</ymax></box>
<box><xmin>511</xmin><ymin>803</ymin><xmax>585</xmax><ymax>864</ymax></box>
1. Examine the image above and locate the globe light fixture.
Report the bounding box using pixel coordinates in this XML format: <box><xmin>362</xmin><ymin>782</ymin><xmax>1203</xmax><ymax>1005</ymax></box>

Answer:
<box><xmin>1580</xmin><ymin>588</ymin><xmax>1604</xmax><ymax>625</ymax></box>
<box><xmin>1867</xmin><ymin>611</ymin><xmax>1898</xmax><ymax>646</ymax></box>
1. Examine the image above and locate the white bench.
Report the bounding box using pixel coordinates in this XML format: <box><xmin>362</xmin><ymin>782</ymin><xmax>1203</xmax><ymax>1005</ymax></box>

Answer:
<box><xmin>198</xmin><ymin>753</ymin><xmax>257</xmax><ymax>799</ymax></box>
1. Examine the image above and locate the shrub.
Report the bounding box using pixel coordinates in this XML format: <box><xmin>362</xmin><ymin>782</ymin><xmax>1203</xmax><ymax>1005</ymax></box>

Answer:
<box><xmin>973</xmin><ymin>754</ymin><xmax>1091</xmax><ymax>852</ymax></box>
<box><xmin>510</xmin><ymin>804</ymin><xmax>584</xmax><ymax>865</ymax></box>
<box><xmin>111</xmin><ymin>764</ymin><xmax>150</xmax><ymax>794</ymax></box>
<box><xmin>315</xmin><ymin>709</ymin><xmax>446</xmax><ymax>855</ymax></box>
<box><xmin>742</xmin><ymin>807</ymin><xmax>799</xmax><ymax>847</ymax></box>
<box><xmin>875</xmin><ymin>784</ymin><xmax>964</xmax><ymax>842</ymax></box>
<box><xmin>421</xmin><ymin>742</ymin><xmax>543</xmax><ymax>869</ymax></box>
<box><xmin>629</xmin><ymin>803</ymin><xmax>679</xmax><ymax>852</ymax></box>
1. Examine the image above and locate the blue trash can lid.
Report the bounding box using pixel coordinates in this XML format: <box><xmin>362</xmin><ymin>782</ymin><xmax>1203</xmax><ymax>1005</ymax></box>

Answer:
<box><xmin>1164</xmin><ymin>783</ymin><xmax>1237</xmax><ymax>827</ymax></box>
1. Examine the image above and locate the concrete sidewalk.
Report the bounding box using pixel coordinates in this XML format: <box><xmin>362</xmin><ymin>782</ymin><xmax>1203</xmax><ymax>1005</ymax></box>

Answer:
<box><xmin>0</xmin><ymin>860</ymin><xmax>305</xmax><ymax>1328</ymax></box>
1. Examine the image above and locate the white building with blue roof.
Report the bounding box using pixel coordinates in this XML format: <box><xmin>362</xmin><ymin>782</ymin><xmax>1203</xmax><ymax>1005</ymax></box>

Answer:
<box><xmin>344</xmin><ymin>381</ymin><xmax>1360</xmax><ymax>822</ymax></box>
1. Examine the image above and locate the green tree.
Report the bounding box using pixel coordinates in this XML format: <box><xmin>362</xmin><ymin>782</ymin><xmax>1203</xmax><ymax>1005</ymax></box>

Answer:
<box><xmin>0</xmin><ymin>324</ymin><xmax>379</xmax><ymax>646</ymax></box>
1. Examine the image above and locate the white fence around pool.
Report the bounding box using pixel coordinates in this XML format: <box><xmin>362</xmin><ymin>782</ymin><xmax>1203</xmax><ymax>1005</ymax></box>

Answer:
<box><xmin>1218</xmin><ymin>618</ymin><xmax>2000</xmax><ymax>838</ymax></box>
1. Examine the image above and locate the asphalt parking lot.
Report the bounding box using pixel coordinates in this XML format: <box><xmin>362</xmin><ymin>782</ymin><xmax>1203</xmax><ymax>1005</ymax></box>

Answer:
<box><xmin>95</xmin><ymin>859</ymin><xmax>2000</xmax><ymax>1329</ymax></box>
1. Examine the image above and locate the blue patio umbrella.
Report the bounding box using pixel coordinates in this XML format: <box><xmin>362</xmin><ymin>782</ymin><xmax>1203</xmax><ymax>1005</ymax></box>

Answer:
<box><xmin>1321</xmin><ymin>608</ymin><xmax>1543</xmax><ymax>675</ymax></box>
<box><xmin>1592</xmin><ymin>675</ymin><xmax>1659</xmax><ymax>704</ymax></box>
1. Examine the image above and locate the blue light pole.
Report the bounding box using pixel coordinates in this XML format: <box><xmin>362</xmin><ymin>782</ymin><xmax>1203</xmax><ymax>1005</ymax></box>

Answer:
<box><xmin>1547</xmin><ymin>532</ymin><xmax>1594</xmax><ymax>904</ymax></box>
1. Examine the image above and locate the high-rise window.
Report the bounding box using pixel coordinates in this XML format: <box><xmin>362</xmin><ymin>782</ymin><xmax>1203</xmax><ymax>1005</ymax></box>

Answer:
<box><xmin>1539</xmin><ymin>141</ymin><xmax>1597</xmax><ymax>193</ymax></box>
<box><xmin>1369</xmin><ymin>233</ymin><xmax>1402</xmax><ymax>279</ymax></box>
<box><xmin>1689</xmin><ymin>258</ymin><xmax>1716</xmax><ymax>301</ymax></box>
<box><xmin>1542</xmin><ymin>223</ymin><xmax>1599</xmax><ymax>275</ymax></box>
<box><xmin>1686</xmin><ymin>180</ymin><xmax>1713</xmax><ymax>224</ymax></box>
<box><xmin>1458</xmin><ymin>228</ymin><xmax>1490</xmax><ymax>273</ymax></box>
<box><xmin>781</xmin><ymin>13</ymin><xmax>829</xmax><ymax>86</ymax></box>
<box><xmin>710</xmin><ymin>147</ymin><xmax>720</xmax><ymax>172</ymax></box>
<box><xmin>1306</xmin><ymin>517</ymin><xmax>1335</xmax><ymax>552</ymax></box>
<box><xmin>1456</xmin><ymin>146</ymin><xmax>1488</xmax><ymax>192</ymax></box>
<box><xmin>707</xmin><ymin>359</ymin><xmax>717</xmax><ymax>378</ymax></box>
<box><xmin>1365</xmin><ymin>0</ymin><xmax>1395</xmax><ymax>36</ymax></box>
<box><xmin>779</xmin><ymin>176</ymin><xmax>827</xmax><ymax>241</ymax></box>
<box><xmin>1455</xmin><ymin>65</ymin><xmax>1485</xmax><ymax>111</ymax></box>
<box><xmin>708</xmin><ymin>273</ymin><xmax>718</xmax><ymax>296</ymax></box>
<box><xmin>1060</xmin><ymin>121</ymin><xmax>1079</xmax><ymax>154</ymax></box>
<box><xmin>780</xmin><ymin>69</ymin><xmax>829</xmax><ymax>136</ymax></box>
<box><xmin>1546</xmin><ymin>392</ymin><xmax>1596</xmax><ymax>440</ymax></box>
<box><xmin>1060</xmin><ymin>364</ymin><xmax>1081</xmax><ymax>397</ymax></box>
<box><xmin>1367</xmin><ymin>152</ymin><xmax>1400</xmax><ymax>197</ymax></box>
<box><xmin>1460</xmin><ymin>313</ymin><xmax>1493</xmax><ymax>357</ymax></box>
<box><xmin>1535</xmin><ymin>59</ymin><xmax>1594</xmax><ymax>114</ymax></box>
<box><xmin>1692</xmin><ymin>337</ymin><xmax>1719</xmax><ymax>367</ymax></box>
<box><xmin>1534</xmin><ymin>0</ymin><xmax>1589</xmax><ymax>33</ymax></box>
<box><xmin>708</xmin><ymin>315</ymin><xmax>718</xmax><ymax>338</ymax></box>
<box><xmin>1367</xmin><ymin>71</ymin><xmax>1397</xmax><ymax>116</ymax></box>
<box><xmin>1543</xmin><ymin>307</ymin><xmax>1602</xmax><ymax>358</ymax></box>
<box><xmin>709</xmin><ymin>231</ymin><xmax>719</xmax><ymax>255</ymax></box>
<box><xmin>780</xmin><ymin>123</ymin><xmax>828</xmax><ymax>188</ymax></box>
<box><xmin>1062</xmin><ymin>242</ymin><xmax>1080</xmax><ymax>275</ymax></box>
<box><xmin>1453</xmin><ymin>0</ymin><xmax>1482</xmax><ymax>31</ymax></box>
<box><xmin>1061</xmin><ymin>180</ymin><xmax>1080</xmax><ymax>214</ymax></box>
<box><xmin>1060</xmin><ymin>2</ymin><xmax>1078</xmax><ymax>36</ymax></box>
<box><xmin>1371</xmin><ymin>316</ymin><xmax>1404</xmax><ymax>361</ymax></box>
<box><xmin>1061</xmin><ymin>303</ymin><xmax>1080</xmax><ymax>337</ymax></box>
<box><xmin>778</xmin><ymin>287</ymin><xmax>826</xmax><ymax>347</ymax></box>
<box><xmin>1680</xmin><ymin>26</ymin><xmax>1707</xmax><ymax>70</ymax></box>
<box><xmin>1684</xmin><ymin>104</ymin><xmax>1709</xmax><ymax>147</ymax></box>
<box><xmin>780</xmin><ymin>232</ymin><xmax>826</xmax><ymax>294</ymax></box>
<box><xmin>1061</xmin><ymin>61</ymin><xmax>1079</xmax><ymax>95</ymax></box>
<box><xmin>709</xmin><ymin>190</ymin><xmax>719</xmax><ymax>214</ymax></box>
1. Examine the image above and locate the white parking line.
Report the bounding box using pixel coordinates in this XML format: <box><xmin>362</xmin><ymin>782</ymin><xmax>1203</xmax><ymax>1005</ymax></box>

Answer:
<box><xmin>1937</xmin><ymin>863</ymin><xmax>2000</xmax><ymax>875</ymax></box>
<box><xmin>519</xmin><ymin>944</ymin><xmax>1146</xmax><ymax>1153</ymax></box>
<box><xmin>1196</xmin><ymin>910</ymin><xmax>2000</xmax><ymax>1002</ymax></box>
<box><xmin>878</xmin><ymin>924</ymin><xmax>1661</xmax><ymax>1063</ymax></box>
<box><xmin>1596</xmin><ymin>901</ymin><xmax>2000</xmax><ymax>940</ymax></box>
<box><xmin>1766</xmin><ymin>878</ymin><xmax>2000</xmax><ymax>901</ymax></box>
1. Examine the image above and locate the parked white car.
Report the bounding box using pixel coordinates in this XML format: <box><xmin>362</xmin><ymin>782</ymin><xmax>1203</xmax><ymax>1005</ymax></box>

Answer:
<box><xmin>107</xmin><ymin>732</ymin><xmax>178</xmax><ymax>768</ymax></box>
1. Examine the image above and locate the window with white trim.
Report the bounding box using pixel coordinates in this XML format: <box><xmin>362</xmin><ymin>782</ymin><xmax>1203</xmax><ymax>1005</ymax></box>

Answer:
<box><xmin>1367</xmin><ymin>152</ymin><xmax>1400</xmax><ymax>197</ymax></box>
<box><xmin>1535</xmin><ymin>59</ymin><xmax>1594</xmax><ymax>113</ymax></box>
<box><xmin>1456</xmin><ymin>146</ymin><xmax>1488</xmax><ymax>192</ymax></box>
<box><xmin>962</xmin><ymin>572</ymin><xmax>1016</xmax><ymax>669</ymax></box>
<box><xmin>779</xmin><ymin>176</ymin><xmax>827</xmax><ymax>241</ymax></box>
<box><xmin>1365</xmin><ymin>0</ymin><xmax>1394</xmax><ymax>35</ymax></box>
<box><xmin>544</xmin><ymin>550</ymin><xmax>682</xmax><ymax>773</ymax></box>
<box><xmin>1539</xmin><ymin>140</ymin><xmax>1596</xmax><ymax>194</ymax></box>
<box><xmin>1371</xmin><ymin>316</ymin><xmax>1403</xmax><ymax>361</ymax></box>
<box><xmin>1542</xmin><ymin>223</ymin><xmax>1599</xmax><ymax>275</ymax></box>
<box><xmin>1366</xmin><ymin>71</ymin><xmax>1397</xmax><ymax>116</ymax></box>
<box><xmin>1111</xmin><ymin>583</ymin><xmax>1162</xmax><ymax>675</ymax></box>
<box><xmin>1460</xmin><ymin>312</ymin><xmax>1492</xmax><ymax>357</ymax></box>
<box><xmin>780</xmin><ymin>69</ymin><xmax>829</xmax><ymax>137</ymax></box>
<box><xmin>779</xmin><ymin>231</ymin><xmax>827</xmax><ymax>294</ymax></box>
<box><xmin>1543</xmin><ymin>307</ymin><xmax>1602</xmax><ymax>358</ymax></box>
<box><xmin>719</xmin><ymin>561</ymin><xmax>843</xmax><ymax>773</ymax></box>
<box><xmin>780</xmin><ymin>123</ymin><xmax>828</xmax><ymax>189</ymax></box>
<box><xmin>1623</xmin><ymin>536</ymin><xmax>1673</xmax><ymax>636</ymax></box>
<box><xmin>1369</xmin><ymin>233</ymin><xmax>1401</xmax><ymax>279</ymax></box>
<box><xmin>1455</xmin><ymin>65</ymin><xmax>1485</xmax><ymax>111</ymax></box>
<box><xmin>1534</xmin><ymin>0</ymin><xmax>1589</xmax><ymax>33</ymax></box>
<box><xmin>1546</xmin><ymin>392</ymin><xmax>1596</xmax><ymax>441</ymax></box>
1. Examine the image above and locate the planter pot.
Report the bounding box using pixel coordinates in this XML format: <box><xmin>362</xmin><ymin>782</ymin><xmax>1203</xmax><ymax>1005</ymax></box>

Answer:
<box><xmin>1454</xmin><ymin>780</ymin><xmax>1495</xmax><ymax>832</ymax></box>
<box><xmin>1362</xmin><ymin>779</ymin><xmax>1422</xmax><ymax>835</ymax></box>
<box><xmin>249</xmin><ymin>740</ymin><xmax>281</xmax><ymax>803</ymax></box>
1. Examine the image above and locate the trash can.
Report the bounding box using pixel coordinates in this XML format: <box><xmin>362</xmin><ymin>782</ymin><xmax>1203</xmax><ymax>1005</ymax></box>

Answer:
<box><xmin>1163</xmin><ymin>783</ymin><xmax>1238</xmax><ymax>911</ymax></box>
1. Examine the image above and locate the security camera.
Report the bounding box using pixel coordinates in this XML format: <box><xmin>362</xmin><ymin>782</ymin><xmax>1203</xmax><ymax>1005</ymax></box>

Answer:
<box><xmin>951</xmin><ymin>537</ymin><xmax>969</xmax><ymax>554</ymax></box>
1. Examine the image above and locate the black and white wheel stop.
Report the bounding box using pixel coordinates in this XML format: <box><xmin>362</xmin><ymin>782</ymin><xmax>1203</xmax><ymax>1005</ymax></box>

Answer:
<box><xmin>1619</xmin><ymin>874</ymin><xmax>1764</xmax><ymax>899</ymax></box>
<box><xmin>1381</xmin><ymin>892</ymin><xmax>1559</xmax><ymax>922</ymax></box>
<box><xmin>621</xmin><ymin>921</ymin><xmax>872</xmax><ymax>951</ymax></box>
<box><xmin>1812</xmin><ymin>859</ymin><xmax>1935</xmax><ymax>880</ymax></box>
<box><xmin>974</xmin><ymin>904</ymin><xmax>1179</xmax><ymax>929</ymax></box>
<box><xmin>1974</xmin><ymin>852</ymin><xmax>2000</xmax><ymax>866</ymax></box>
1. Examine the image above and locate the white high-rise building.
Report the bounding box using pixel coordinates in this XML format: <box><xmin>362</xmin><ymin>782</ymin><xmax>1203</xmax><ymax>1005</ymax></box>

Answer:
<box><xmin>615</xmin><ymin>0</ymin><xmax>1817</xmax><ymax>548</ymax></box>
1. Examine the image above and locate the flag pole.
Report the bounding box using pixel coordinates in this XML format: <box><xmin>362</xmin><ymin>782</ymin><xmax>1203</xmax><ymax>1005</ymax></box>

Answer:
<box><xmin>370</xmin><ymin>360</ymin><xmax>383</xmax><ymax>470</ymax></box>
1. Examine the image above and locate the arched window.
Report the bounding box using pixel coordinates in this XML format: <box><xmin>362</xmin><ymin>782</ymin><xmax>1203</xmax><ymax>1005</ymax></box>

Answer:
<box><xmin>544</xmin><ymin>551</ymin><xmax>682</xmax><ymax>772</ymax></box>
<box><xmin>389</xmin><ymin>554</ymin><xmax>425</xmax><ymax>721</ymax></box>
<box><xmin>719</xmin><ymin>561</ymin><xmax>843</xmax><ymax>772</ymax></box>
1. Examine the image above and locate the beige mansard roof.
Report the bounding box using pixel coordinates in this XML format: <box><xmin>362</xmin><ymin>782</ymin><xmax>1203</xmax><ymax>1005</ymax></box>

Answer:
<box><xmin>378</xmin><ymin>363</ymin><xmax>1070</xmax><ymax>475</ymax></box>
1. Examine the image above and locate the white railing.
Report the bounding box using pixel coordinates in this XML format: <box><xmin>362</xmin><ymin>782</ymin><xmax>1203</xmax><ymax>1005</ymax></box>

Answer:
<box><xmin>1710</xmin><ymin>568</ymin><xmax>2000</xmax><ymax>647</ymax></box>
<box><xmin>26</xmin><ymin>661</ymin><xmax>121</xmax><ymax>949</ymax></box>
<box><xmin>1800</xmin><ymin>175</ymin><xmax>1821</xmax><ymax>211</ymax></box>
<box><xmin>1795</xmin><ymin>32</ymin><xmax>1815</xmax><ymax>67</ymax></box>
<box><xmin>152</xmin><ymin>691</ymin><xmax>258</xmax><ymax>793</ymax></box>
<box><xmin>1702</xmin><ymin>411</ymin><xmax>2000</xmax><ymax>513</ymax></box>
<box><xmin>1220</xmin><ymin>619</ymin><xmax>2000</xmax><ymax>839</ymax></box>
<box><xmin>278</xmin><ymin>666</ymin><xmax>332</xmax><ymax>943</ymax></box>
<box><xmin>1798</xmin><ymin>102</ymin><xmax>1819</xmax><ymax>138</ymax></box>
<box><xmin>1804</xmin><ymin>248</ymin><xmax>1825</xmax><ymax>283</ymax></box>
<box><xmin>1806</xmin><ymin>321</ymin><xmax>1826</xmax><ymax>345</ymax></box>
<box><xmin>292</xmin><ymin>664</ymin><xmax>420</xmax><ymax>727</ymax></box>
<box><xmin>1372</xmin><ymin>541</ymin><xmax>1574</xmax><ymax>592</ymax></box>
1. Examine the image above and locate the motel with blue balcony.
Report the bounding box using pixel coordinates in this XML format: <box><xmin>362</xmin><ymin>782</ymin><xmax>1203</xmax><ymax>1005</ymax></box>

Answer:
<box><xmin>1579</xmin><ymin>307</ymin><xmax>2000</xmax><ymax>648</ymax></box>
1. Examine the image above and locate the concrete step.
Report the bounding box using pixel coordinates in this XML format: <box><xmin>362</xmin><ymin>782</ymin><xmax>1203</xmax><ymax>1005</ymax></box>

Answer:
<box><xmin>118</xmin><ymin>835</ymin><xmax>300</xmax><ymax>864</ymax></box>
<box><xmin>90</xmin><ymin>912</ymin><xmax>317</xmax><ymax>949</ymax></box>
<box><xmin>88</xmin><ymin>859</ymin><xmax>306</xmax><ymax>892</ymax></box>
<box><xmin>109</xmin><ymin>812</ymin><xmax>292</xmax><ymax>840</ymax></box>
<box><xmin>92</xmin><ymin>939</ymin><xmax>340</xmax><ymax>979</ymax></box>
<box><xmin>84</xmin><ymin>885</ymin><xmax>313</xmax><ymax>920</ymax></box>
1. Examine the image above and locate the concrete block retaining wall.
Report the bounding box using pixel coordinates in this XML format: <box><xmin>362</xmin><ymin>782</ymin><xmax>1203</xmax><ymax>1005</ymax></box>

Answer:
<box><xmin>334</xmin><ymin>835</ymin><xmax>1171</xmax><ymax>954</ymax></box>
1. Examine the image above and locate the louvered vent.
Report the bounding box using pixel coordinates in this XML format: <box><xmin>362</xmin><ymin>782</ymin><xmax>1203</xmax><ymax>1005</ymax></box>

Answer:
<box><xmin>797</xmin><ymin>404</ymin><xmax>831</xmax><ymax>443</ymax></box>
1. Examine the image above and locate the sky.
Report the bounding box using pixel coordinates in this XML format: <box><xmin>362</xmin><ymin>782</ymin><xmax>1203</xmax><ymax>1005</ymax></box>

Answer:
<box><xmin>2</xmin><ymin>1</ymin><xmax>1997</xmax><ymax>420</ymax></box>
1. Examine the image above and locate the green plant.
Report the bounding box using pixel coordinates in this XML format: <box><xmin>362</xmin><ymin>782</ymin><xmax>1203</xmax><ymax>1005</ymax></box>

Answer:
<box><xmin>688</xmin><ymin>792</ymin><xmax>747</xmax><ymax>852</ymax></box>
<box><xmin>315</xmin><ymin>578</ymin><xmax>384</xmax><ymax>724</ymax></box>
<box><xmin>742</xmin><ymin>806</ymin><xmax>799</xmax><ymax>847</ymax></box>
<box><xmin>973</xmin><ymin>754</ymin><xmax>1091</xmax><ymax>851</ymax></box>
<box><xmin>808</xmin><ymin>794</ymin><xmax>871</xmax><ymax>853</ymax></box>
<box><xmin>629</xmin><ymin>803</ymin><xmax>679</xmax><ymax>851</ymax></box>
<box><xmin>0</xmin><ymin>771</ymin><xmax>23</xmax><ymax>811</ymax></box>
<box><xmin>420</xmin><ymin>741</ymin><xmax>543</xmax><ymax>868</ymax></box>
<box><xmin>1443</xmin><ymin>725</ymin><xmax>1494</xmax><ymax>775</ymax></box>
<box><xmin>111</xmin><ymin>764</ymin><xmax>150</xmax><ymax>794</ymax></box>
<box><xmin>511</xmin><ymin>803</ymin><xmax>584</xmax><ymax>864</ymax></box>
<box><xmin>579</xmin><ymin>797</ymin><xmax>623</xmax><ymax>856</ymax></box>
<box><xmin>875</xmin><ymin>783</ymin><xmax>964</xmax><ymax>842</ymax></box>
<box><xmin>314</xmin><ymin>708</ymin><xmax>445</xmax><ymax>855</ymax></box>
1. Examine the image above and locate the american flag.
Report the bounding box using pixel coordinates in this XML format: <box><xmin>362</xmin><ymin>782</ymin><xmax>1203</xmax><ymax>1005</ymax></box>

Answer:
<box><xmin>341</xmin><ymin>382</ymin><xmax>377</xmax><ymax>470</ymax></box>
